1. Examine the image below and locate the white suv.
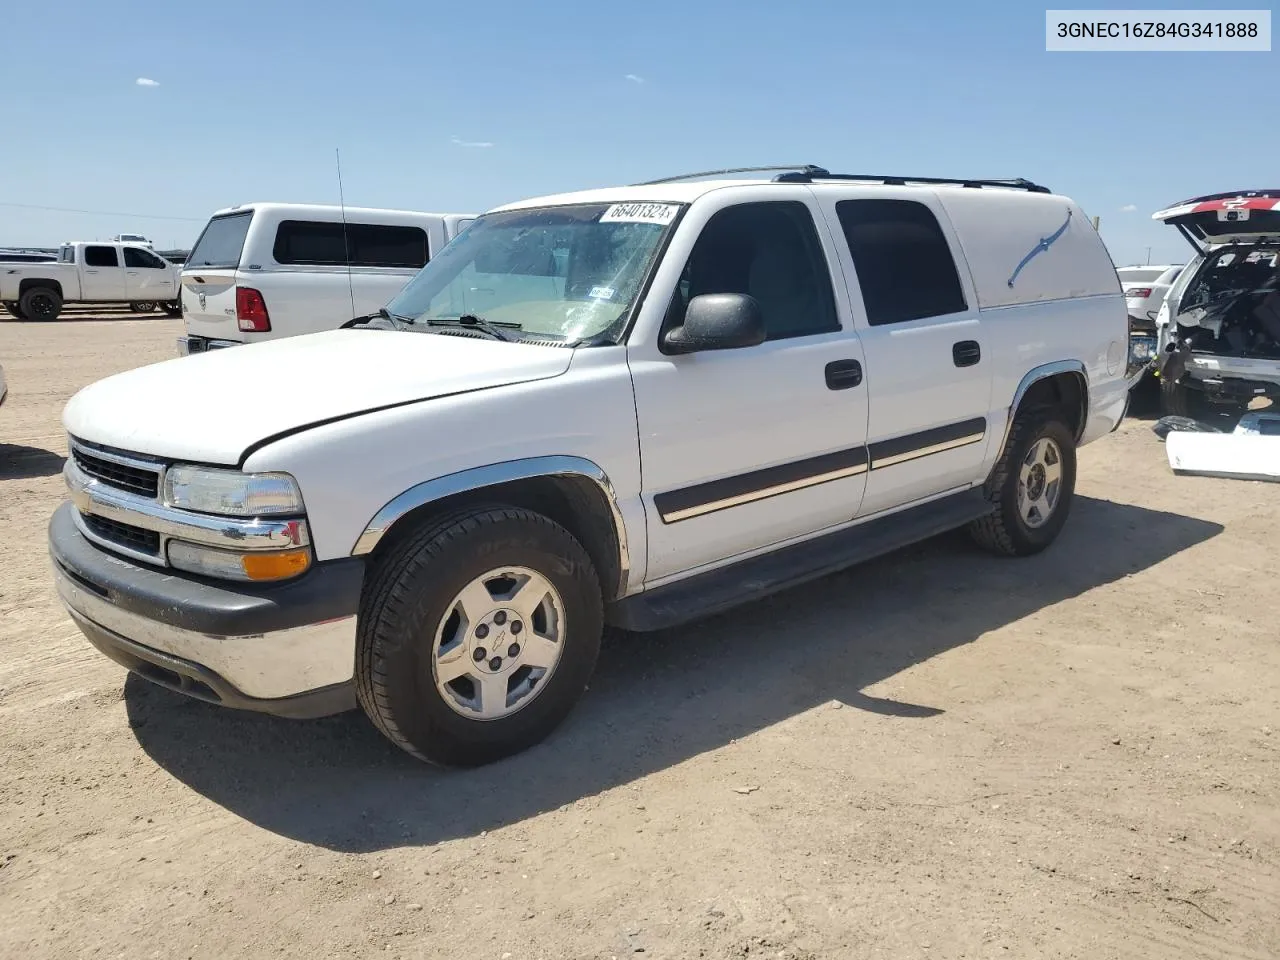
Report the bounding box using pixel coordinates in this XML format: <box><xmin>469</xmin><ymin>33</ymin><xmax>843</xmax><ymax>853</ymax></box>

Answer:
<box><xmin>50</xmin><ymin>166</ymin><xmax>1133</xmax><ymax>767</ymax></box>
<box><xmin>1152</xmin><ymin>190</ymin><xmax>1280</xmax><ymax>416</ymax></box>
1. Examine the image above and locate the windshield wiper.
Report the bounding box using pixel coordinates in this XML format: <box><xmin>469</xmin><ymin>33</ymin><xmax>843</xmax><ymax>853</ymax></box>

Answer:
<box><xmin>341</xmin><ymin>306</ymin><xmax>414</xmax><ymax>331</ymax></box>
<box><xmin>424</xmin><ymin>314</ymin><xmax>521</xmax><ymax>342</ymax></box>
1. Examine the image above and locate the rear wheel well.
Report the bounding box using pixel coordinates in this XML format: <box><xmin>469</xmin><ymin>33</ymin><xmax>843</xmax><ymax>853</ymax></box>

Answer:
<box><xmin>367</xmin><ymin>476</ymin><xmax>625</xmax><ymax>601</ymax></box>
<box><xmin>19</xmin><ymin>278</ymin><xmax>62</xmax><ymax>299</ymax></box>
<box><xmin>1016</xmin><ymin>371</ymin><xmax>1086</xmax><ymax>442</ymax></box>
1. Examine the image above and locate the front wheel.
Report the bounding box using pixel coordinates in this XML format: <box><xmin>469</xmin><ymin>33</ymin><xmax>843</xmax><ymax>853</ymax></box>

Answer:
<box><xmin>355</xmin><ymin>506</ymin><xmax>604</xmax><ymax>767</ymax></box>
<box><xmin>969</xmin><ymin>411</ymin><xmax>1077</xmax><ymax>557</ymax></box>
<box><xmin>129</xmin><ymin>301</ymin><xmax>158</xmax><ymax>313</ymax></box>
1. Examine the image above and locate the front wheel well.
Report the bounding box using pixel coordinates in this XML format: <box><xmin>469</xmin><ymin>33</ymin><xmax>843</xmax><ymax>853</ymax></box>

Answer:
<box><xmin>1015</xmin><ymin>371</ymin><xmax>1087</xmax><ymax>442</ymax></box>
<box><xmin>366</xmin><ymin>475</ymin><xmax>626</xmax><ymax>601</ymax></box>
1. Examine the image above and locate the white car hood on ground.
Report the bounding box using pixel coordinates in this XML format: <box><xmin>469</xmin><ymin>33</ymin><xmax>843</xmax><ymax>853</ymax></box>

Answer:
<box><xmin>63</xmin><ymin>329</ymin><xmax>573</xmax><ymax>464</ymax></box>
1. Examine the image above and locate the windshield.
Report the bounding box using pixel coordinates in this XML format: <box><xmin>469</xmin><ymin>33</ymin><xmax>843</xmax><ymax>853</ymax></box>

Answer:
<box><xmin>384</xmin><ymin>202</ymin><xmax>681</xmax><ymax>344</ymax></box>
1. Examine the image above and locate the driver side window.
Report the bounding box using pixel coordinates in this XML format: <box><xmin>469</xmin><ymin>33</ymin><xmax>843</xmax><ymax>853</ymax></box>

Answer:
<box><xmin>665</xmin><ymin>201</ymin><xmax>839</xmax><ymax>341</ymax></box>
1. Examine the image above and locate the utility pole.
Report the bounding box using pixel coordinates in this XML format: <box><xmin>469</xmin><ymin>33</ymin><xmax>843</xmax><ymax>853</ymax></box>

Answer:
<box><xmin>1145</xmin><ymin>247</ymin><xmax>1152</xmax><ymax>265</ymax></box>
<box><xmin>1091</xmin><ymin>215</ymin><xmax>1101</xmax><ymax>231</ymax></box>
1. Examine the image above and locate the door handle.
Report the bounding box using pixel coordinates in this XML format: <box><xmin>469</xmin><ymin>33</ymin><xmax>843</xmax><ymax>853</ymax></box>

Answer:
<box><xmin>825</xmin><ymin>359</ymin><xmax>863</xmax><ymax>390</ymax></box>
<box><xmin>952</xmin><ymin>340</ymin><xmax>981</xmax><ymax>367</ymax></box>
<box><xmin>85</xmin><ymin>269</ymin><xmax>99</xmax><ymax>274</ymax></box>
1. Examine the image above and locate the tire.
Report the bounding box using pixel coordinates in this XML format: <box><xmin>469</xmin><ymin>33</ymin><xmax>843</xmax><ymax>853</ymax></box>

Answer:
<box><xmin>355</xmin><ymin>505</ymin><xmax>604</xmax><ymax>767</ymax></box>
<box><xmin>164</xmin><ymin>301</ymin><xmax>182</xmax><ymax>318</ymax></box>
<box><xmin>129</xmin><ymin>301</ymin><xmax>158</xmax><ymax>313</ymax></box>
<box><xmin>969</xmin><ymin>409</ymin><xmax>1077</xmax><ymax>557</ymax></box>
<box><xmin>1160</xmin><ymin>375</ymin><xmax>1246</xmax><ymax>420</ymax></box>
<box><xmin>19</xmin><ymin>286</ymin><xmax>61</xmax><ymax>322</ymax></box>
<box><xmin>2</xmin><ymin>301</ymin><xmax>21</xmax><ymax>319</ymax></box>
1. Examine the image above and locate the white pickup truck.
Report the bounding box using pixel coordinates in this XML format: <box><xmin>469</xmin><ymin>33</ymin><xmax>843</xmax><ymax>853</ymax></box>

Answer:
<box><xmin>50</xmin><ymin>166</ymin><xmax>1134</xmax><ymax>768</ymax></box>
<box><xmin>1</xmin><ymin>241</ymin><xmax>181</xmax><ymax>321</ymax></box>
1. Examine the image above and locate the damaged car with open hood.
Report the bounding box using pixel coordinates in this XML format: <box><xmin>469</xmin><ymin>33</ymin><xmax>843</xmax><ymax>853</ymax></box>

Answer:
<box><xmin>1153</xmin><ymin>190</ymin><xmax>1280</xmax><ymax>417</ymax></box>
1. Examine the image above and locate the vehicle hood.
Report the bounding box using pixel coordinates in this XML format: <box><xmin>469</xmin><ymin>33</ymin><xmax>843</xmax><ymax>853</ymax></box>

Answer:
<box><xmin>1154</xmin><ymin>191</ymin><xmax>1280</xmax><ymax>246</ymax></box>
<box><xmin>63</xmin><ymin>329</ymin><xmax>573</xmax><ymax>464</ymax></box>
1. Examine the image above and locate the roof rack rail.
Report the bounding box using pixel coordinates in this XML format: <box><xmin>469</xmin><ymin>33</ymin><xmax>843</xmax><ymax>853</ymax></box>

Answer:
<box><xmin>772</xmin><ymin>168</ymin><xmax>1051</xmax><ymax>193</ymax></box>
<box><xmin>634</xmin><ymin>165</ymin><xmax>1051</xmax><ymax>193</ymax></box>
<box><xmin>635</xmin><ymin>165</ymin><xmax>827</xmax><ymax>185</ymax></box>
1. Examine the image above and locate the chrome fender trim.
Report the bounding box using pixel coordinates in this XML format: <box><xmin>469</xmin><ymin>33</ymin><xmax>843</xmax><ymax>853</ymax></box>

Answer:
<box><xmin>350</xmin><ymin>456</ymin><xmax>631</xmax><ymax>594</ymax></box>
<box><xmin>999</xmin><ymin>360</ymin><xmax>1090</xmax><ymax>453</ymax></box>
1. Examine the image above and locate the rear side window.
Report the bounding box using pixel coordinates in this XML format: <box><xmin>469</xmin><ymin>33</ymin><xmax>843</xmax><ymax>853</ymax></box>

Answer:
<box><xmin>187</xmin><ymin>212</ymin><xmax>253</xmax><ymax>269</ymax></box>
<box><xmin>124</xmin><ymin>247</ymin><xmax>168</xmax><ymax>269</ymax></box>
<box><xmin>83</xmin><ymin>246</ymin><xmax>119</xmax><ymax>268</ymax></box>
<box><xmin>272</xmin><ymin>221</ymin><xmax>429</xmax><ymax>268</ymax></box>
<box><xmin>836</xmin><ymin>199</ymin><xmax>967</xmax><ymax>326</ymax></box>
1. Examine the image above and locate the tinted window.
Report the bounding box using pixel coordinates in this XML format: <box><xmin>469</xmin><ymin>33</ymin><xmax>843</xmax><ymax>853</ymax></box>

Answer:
<box><xmin>272</xmin><ymin>221</ymin><xmax>429</xmax><ymax>268</ymax></box>
<box><xmin>124</xmin><ymin>247</ymin><xmax>167</xmax><ymax>269</ymax></box>
<box><xmin>83</xmin><ymin>246</ymin><xmax>119</xmax><ymax>268</ymax></box>
<box><xmin>668</xmin><ymin>201</ymin><xmax>839</xmax><ymax>341</ymax></box>
<box><xmin>836</xmin><ymin>199</ymin><xmax>967</xmax><ymax>326</ymax></box>
<box><xmin>187</xmin><ymin>212</ymin><xmax>253</xmax><ymax>269</ymax></box>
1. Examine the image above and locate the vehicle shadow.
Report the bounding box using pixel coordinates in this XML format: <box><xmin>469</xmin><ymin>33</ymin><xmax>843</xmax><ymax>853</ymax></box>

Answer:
<box><xmin>124</xmin><ymin>495</ymin><xmax>1222</xmax><ymax>853</ymax></box>
<box><xmin>0</xmin><ymin>444</ymin><xmax>65</xmax><ymax>480</ymax></box>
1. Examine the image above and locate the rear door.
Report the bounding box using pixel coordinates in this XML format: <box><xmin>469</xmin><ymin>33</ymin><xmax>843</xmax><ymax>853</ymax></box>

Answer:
<box><xmin>123</xmin><ymin>246</ymin><xmax>176</xmax><ymax>301</ymax></box>
<box><xmin>814</xmin><ymin>191</ymin><xmax>993</xmax><ymax>518</ymax></box>
<box><xmin>181</xmin><ymin>210</ymin><xmax>254</xmax><ymax>340</ymax></box>
<box><xmin>80</xmin><ymin>245</ymin><xmax>127</xmax><ymax>300</ymax></box>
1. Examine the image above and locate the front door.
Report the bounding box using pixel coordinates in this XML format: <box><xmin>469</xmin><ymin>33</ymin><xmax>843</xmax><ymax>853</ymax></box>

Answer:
<box><xmin>627</xmin><ymin>196</ymin><xmax>870</xmax><ymax>584</ymax></box>
<box><xmin>80</xmin><ymin>245</ymin><xmax>127</xmax><ymax>301</ymax></box>
<box><xmin>815</xmin><ymin>193</ymin><xmax>994</xmax><ymax>517</ymax></box>
<box><xmin>124</xmin><ymin>246</ymin><xmax>176</xmax><ymax>301</ymax></box>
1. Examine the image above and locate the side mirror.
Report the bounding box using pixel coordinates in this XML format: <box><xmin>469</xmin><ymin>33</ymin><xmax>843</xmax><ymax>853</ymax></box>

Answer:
<box><xmin>662</xmin><ymin>293</ymin><xmax>766</xmax><ymax>355</ymax></box>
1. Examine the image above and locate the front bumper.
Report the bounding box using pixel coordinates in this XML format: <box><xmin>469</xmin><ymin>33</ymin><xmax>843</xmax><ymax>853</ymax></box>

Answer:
<box><xmin>49</xmin><ymin>502</ymin><xmax>363</xmax><ymax>718</ymax></box>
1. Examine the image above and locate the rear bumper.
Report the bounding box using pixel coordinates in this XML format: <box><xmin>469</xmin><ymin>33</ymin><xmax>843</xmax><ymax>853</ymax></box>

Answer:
<box><xmin>177</xmin><ymin>335</ymin><xmax>241</xmax><ymax>356</ymax></box>
<box><xmin>49</xmin><ymin>502</ymin><xmax>363</xmax><ymax>717</ymax></box>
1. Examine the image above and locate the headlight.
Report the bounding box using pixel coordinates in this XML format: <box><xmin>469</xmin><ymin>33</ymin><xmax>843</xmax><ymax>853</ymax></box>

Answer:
<box><xmin>163</xmin><ymin>466</ymin><xmax>305</xmax><ymax>516</ymax></box>
<box><xmin>168</xmin><ymin>540</ymin><xmax>312</xmax><ymax>582</ymax></box>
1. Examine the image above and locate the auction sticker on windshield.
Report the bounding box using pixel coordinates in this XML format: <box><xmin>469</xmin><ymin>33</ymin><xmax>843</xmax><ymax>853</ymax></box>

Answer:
<box><xmin>599</xmin><ymin>203</ymin><xmax>680</xmax><ymax>225</ymax></box>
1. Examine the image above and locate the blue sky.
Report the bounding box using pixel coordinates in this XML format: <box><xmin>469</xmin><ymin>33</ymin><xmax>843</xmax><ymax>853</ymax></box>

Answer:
<box><xmin>1</xmin><ymin>0</ymin><xmax>1275</xmax><ymax>266</ymax></box>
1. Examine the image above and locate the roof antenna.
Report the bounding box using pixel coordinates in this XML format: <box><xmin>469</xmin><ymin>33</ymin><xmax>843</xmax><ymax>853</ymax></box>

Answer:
<box><xmin>335</xmin><ymin>147</ymin><xmax>356</xmax><ymax>321</ymax></box>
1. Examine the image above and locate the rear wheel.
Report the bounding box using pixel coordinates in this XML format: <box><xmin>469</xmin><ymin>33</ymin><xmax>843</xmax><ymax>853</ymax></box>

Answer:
<box><xmin>19</xmin><ymin>287</ymin><xmax>61</xmax><ymax>322</ymax></box>
<box><xmin>355</xmin><ymin>505</ymin><xmax>603</xmax><ymax>767</ymax></box>
<box><xmin>163</xmin><ymin>300</ymin><xmax>182</xmax><ymax>318</ymax></box>
<box><xmin>129</xmin><ymin>300</ymin><xmax>158</xmax><ymax>313</ymax></box>
<box><xmin>969</xmin><ymin>409</ymin><xmax>1077</xmax><ymax>557</ymax></box>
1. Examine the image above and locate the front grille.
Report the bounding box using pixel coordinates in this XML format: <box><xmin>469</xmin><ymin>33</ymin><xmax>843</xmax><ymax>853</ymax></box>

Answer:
<box><xmin>82</xmin><ymin>514</ymin><xmax>161</xmax><ymax>556</ymax></box>
<box><xmin>72</xmin><ymin>446</ymin><xmax>160</xmax><ymax>498</ymax></box>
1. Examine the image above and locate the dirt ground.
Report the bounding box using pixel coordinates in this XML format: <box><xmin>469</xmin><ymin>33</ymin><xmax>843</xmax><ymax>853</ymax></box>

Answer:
<box><xmin>1</xmin><ymin>309</ymin><xmax>1278</xmax><ymax>960</ymax></box>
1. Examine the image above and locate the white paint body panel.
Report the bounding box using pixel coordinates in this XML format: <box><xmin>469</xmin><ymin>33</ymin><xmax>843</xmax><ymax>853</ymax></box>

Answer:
<box><xmin>181</xmin><ymin>203</ymin><xmax>473</xmax><ymax>345</ymax></box>
<box><xmin>1166</xmin><ymin>431</ymin><xmax>1280</xmax><ymax>482</ymax></box>
<box><xmin>62</xmin><ymin>330</ymin><xmax>572</xmax><ymax>465</ymax></box>
<box><xmin>0</xmin><ymin>243</ymin><xmax>179</xmax><ymax>304</ymax></box>
<box><xmin>243</xmin><ymin>345</ymin><xmax>646</xmax><ymax>565</ymax></box>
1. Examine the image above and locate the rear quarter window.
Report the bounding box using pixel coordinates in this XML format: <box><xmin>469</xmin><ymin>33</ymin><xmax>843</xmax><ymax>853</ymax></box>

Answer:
<box><xmin>186</xmin><ymin>212</ymin><xmax>254</xmax><ymax>269</ymax></box>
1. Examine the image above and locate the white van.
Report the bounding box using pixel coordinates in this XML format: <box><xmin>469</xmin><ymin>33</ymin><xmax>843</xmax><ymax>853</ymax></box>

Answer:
<box><xmin>177</xmin><ymin>203</ymin><xmax>474</xmax><ymax>354</ymax></box>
